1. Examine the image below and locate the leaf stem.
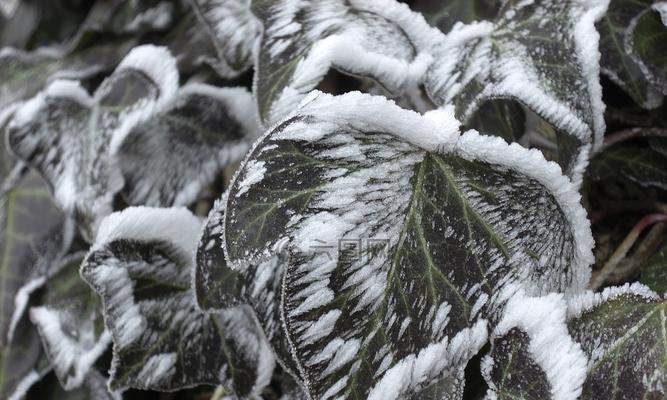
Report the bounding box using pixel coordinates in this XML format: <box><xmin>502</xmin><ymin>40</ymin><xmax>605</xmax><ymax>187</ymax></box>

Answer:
<box><xmin>589</xmin><ymin>213</ymin><xmax>667</xmax><ymax>290</ymax></box>
<box><xmin>602</xmin><ymin>127</ymin><xmax>667</xmax><ymax>149</ymax></box>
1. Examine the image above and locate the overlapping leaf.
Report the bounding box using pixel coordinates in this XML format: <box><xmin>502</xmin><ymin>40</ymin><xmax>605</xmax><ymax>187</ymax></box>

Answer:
<box><xmin>7</xmin><ymin>45</ymin><xmax>178</xmax><ymax>239</ymax></box>
<box><xmin>567</xmin><ymin>284</ymin><xmax>666</xmax><ymax>400</ymax></box>
<box><xmin>81</xmin><ymin>207</ymin><xmax>275</xmax><ymax>394</ymax></box>
<box><xmin>224</xmin><ymin>91</ymin><xmax>594</xmax><ymax>399</ymax></box>
<box><xmin>251</xmin><ymin>0</ymin><xmax>440</xmax><ymax>125</ymax></box>
<box><xmin>196</xmin><ymin>200</ymin><xmax>300</xmax><ymax>378</ymax></box>
<box><xmin>35</xmin><ymin>370</ymin><xmax>120</xmax><ymax>400</ymax></box>
<box><xmin>627</xmin><ymin>3</ymin><xmax>667</xmax><ymax>97</ymax></box>
<box><xmin>586</xmin><ymin>129</ymin><xmax>667</xmax><ymax>190</ymax></box>
<box><xmin>598</xmin><ymin>0</ymin><xmax>665</xmax><ymax>109</ymax></box>
<box><xmin>188</xmin><ymin>0</ymin><xmax>261</xmax><ymax>77</ymax></box>
<box><xmin>425</xmin><ymin>0</ymin><xmax>609</xmax><ymax>184</ymax></box>
<box><xmin>640</xmin><ymin>238</ymin><xmax>667</xmax><ymax>293</ymax></box>
<box><xmin>482</xmin><ymin>292</ymin><xmax>588</xmax><ymax>400</ymax></box>
<box><xmin>30</xmin><ymin>252</ymin><xmax>110</xmax><ymax>390</ymax></box>
<box><xmin>118</xmin><ymin>83</ymin><xmax>259</xmax><ymax>207</ymax></box>
<box><xmin>410</xmin><ymin>0</ymin><xmax>501</xmax><ymax>34</ymax></box>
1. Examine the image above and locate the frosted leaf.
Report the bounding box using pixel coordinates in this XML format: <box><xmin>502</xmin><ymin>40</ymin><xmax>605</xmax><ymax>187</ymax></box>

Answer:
<box><xmin>29</xmin><ymin>252</ymin><xmax>109</xmax><ymax>390</ymax></box>
<box><xmin>76</xmin><ymin>0</ymin><xmax>175</xmax><ymax>36</ymax></box>
<box><xmin>224</xmin><ymin>91</ymin><xmax>594</xmax><ymax>399</ymax></box>
<box><xmin>598</xmin><ymin>0</ymin><xmax>664</xmax><ymax>109</ymax></box>
<box><xmin>567</xmin><ymin>283</ymin><xmax>666</xmax><ymax>400</ymax></box>
<box><xmin>119</xmin><ymin>83</ymin><xmax>259</xmax><ymax>207</ymax></box>
<box><xmin>188</xmin><ymin>0</ymin><xmax>261</xmax><ymax>77</ymax></box>
<box><xmin>195</xmin><ymin>199</ymin><xmax>301</xmax><ymax>378</ymax></box>
<box><xmin>0</xmin><ymin>41</ymin><xmax>135</xmax><ymax>113</ymax></box>
<box><xmin>410</xmin><ymin>0</ymin><xmax>501</xmax><ymax>34</ymax></box>
<box><xmin>425</xmin><ymin>0</ymin><xmax>609</xmax><ymax>185</ymax></box>
<box><xmin>7</xmin><ymin>45</ymin><xmax>179</xmax><ymax>240</ymax></box>
<box><xmin>252</xmin><ymin>0</ymin><xmax>440</xmax><ymax>125</ymax></box>
<box><xmin>627</xmin><ymin>3</ymin><xmax>667</xmax><ymax>96</ymax></box>
<box><xmin>0</xmin><ymin>170</ymin><xmax>72</xmax><ymax>346</ymax></box>
<box><xmin>80</xmin><ymin>207</ymin><xmax>275</xmax><ymax>394</ymax></box>
<box><xmin>640</xmin><ymin>238</ymin><xmax>667</xmax><ymax>293</ymax></box>
<box><xmin>482</xmin><ymin>292</ymin><xmax>588</xmax><ymax>400</ymax></box>
<box><xmin>586</xmin><ymin>129</ymin><xmax>667</xmax><ymax>190</ymax></box>
<box><xmin>1</xmin><ymin>304</ymin><xmax>51</xmax><ymax>400</ymax></box>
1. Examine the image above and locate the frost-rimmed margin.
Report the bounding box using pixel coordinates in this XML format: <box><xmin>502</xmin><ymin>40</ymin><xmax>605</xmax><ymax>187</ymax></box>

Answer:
<box><xmin>484</xmin><ymin>291</ymin><xmax>589</xmax><ymax>400</ymax></box>
<box><xmin>252</xmin><ymin>0</ymin><xmax>444</xmax><ymax>126</ymax></box>
<box><xmin>566</xmin><ymin>282</ymin><xmax>660</xmax><ymax>320</ymax></box>
<box><xmin>224</xmin><ymin>91</ymin><xmax>593</xmax><ymax>295</ymax></box>
<box><xmin>105</xmin><ymin>45</ymin><xmax>180</xmax><ymax>154</ymax></box>
<box><xmin>222</xmin><ymin>90</ymin><xmax>462</xmax><ymax>270</ymax></box>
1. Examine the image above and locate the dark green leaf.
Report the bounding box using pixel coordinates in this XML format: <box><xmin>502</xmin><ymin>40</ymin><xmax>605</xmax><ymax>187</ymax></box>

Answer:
<box><xmin>640</xmin><ymin>238</ymin><xmax>667</xmax><ymax>294</ymax></box>
<box><xmin>628</xmin><ymin>5</ymin><xmax>667</xmax><ymax>96</ymax></box>
<box><xmin>29</xmin><ymin>252</ymin><xmax>109</xmax><ymax>390</ymax></box>
<box><xmin>425</xmin><ymin>0</ymin><xmax>609</xmax><ymax>184</ymax></box>
<box><xmin>568</xmin><ymin>284</ymin><xmax>666</xmax><ymax>400</ymax></box>
<box><xmin>598</xmin><ymin>0</ymin><xmax>664</xmax><ymax>109</ymax></box>
<box><xmin>119</xmin><ymin>84</ymin><xmax>259</xmax><ymax>207</ymax></box>
<box><xmin>251</xmin><ymin>0</ymin><xmax>438</xmax><ymax>125</ymax></box>
<box><xmin>188</xmin><ymin>0</ymin><xmax>261</xmax><ymax>77</ymax></box>
<box><xmin>224</xmin><ymin>92</ymin><xmax>594</xmax><ymax>399</ymax></box>
<box><xmin>410</xmin><ymin>0</ymin><xmax>501</xmax><ymax>34</ymax></box>
<box><xmin>7</xmin><ymin>45</ymin><xmax>179</xmax><ymax>239</ymax></box>
<box><xmin>81</xmin><ymin>207</ymin><xmax>275</xmax><ymax>394</ymax></box>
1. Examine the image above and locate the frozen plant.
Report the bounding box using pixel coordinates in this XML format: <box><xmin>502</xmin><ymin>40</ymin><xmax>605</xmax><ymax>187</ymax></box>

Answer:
<box><xmin>0</xmin><ymin>0</ymin><xmax>666</xmax><ymax>399</ymax></box>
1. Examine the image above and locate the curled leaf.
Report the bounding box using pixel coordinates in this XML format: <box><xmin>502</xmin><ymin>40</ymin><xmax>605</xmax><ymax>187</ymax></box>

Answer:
<box><xmin>81</xmin><ymin>207</ymin><xmax>275</xmax><ymax>394</ymax></box>
<box><xmin>7</xmin><ymin>45</ymin><xmax>179</xmax><ymax>239</ymax></box>
<box><xmin>425</xmin><ymin>0</ymin><xmax>609</xmax><ymax>184</ymax></box>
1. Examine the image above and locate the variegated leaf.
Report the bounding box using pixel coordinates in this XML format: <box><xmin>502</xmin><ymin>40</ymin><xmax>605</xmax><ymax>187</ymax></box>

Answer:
<box><xmin>567</xmin><ymin>283</ymin><xmax>666</xmax><ymax>400</ymax></box>
<box><xmin>80</xmin><ymin>207</ymin><xmax>275</xmax><ymax>394</ymax></box>
<box><xmin>118</xmin><ymin>83</ymin><xmax>259</xmax><ymax>207</ymax></box>
<box><xmin>598</xmin><ymin>0</ymin><xmax>665</xmax><ymax>109</ymax></box>
<box><xmin>195</xmin><ymin>199</ymin><xmax>301</xmax><ymax>379</ymax></box>
<box><xmin>425</xmin><ymin>0</ymin><xmax>609</xmax><ymax>185</ymax></box>
<box><xmin>0</xmin><ymin>41</ymin><xmax>135</xmax><ymax>113</ymax></box>
<box><xmin>251</xmin><ymin>0</ymin><xmax>440</xmax><ymax>125</ymax></box>
<box><xmin>482</xmin><ymin>292</ymin><xmax>588</xmax><ymax>400</ymax></box>
<box><xmin>188</xmin><ymin>0</ymin><xmax>261</xmax><ymax>77</ymax></box>
<box><xmin>30</xmin><ymin>252</ymin><xmax>110</xmax><ymax>390</ymax></box>
<box><xmin>627</xmin><ymin>2</ymin><xmax>667</xmax><ymax>96</ymax></box>
<box><xmin>7</xmin><ymin>45</ymin><xmax>179</xmax><ymax>240</ymax></box>
<box><xmin>224</xmin><ymin>91</ymin><xmax>594</xmax><ymax>399</ymax></box>
<box><xmin>410</xmin><ymin>0</ymin><xmax>501</xmax><ymax>34</ymax></box>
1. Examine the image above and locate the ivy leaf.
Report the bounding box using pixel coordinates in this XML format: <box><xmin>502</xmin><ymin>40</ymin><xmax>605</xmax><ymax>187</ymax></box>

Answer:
<box><xmin>410</xmin><ymin>0</ymin><xmax>501</xmax><ymax>34</ymax></box>
<box><xmin>640</xmin><ymin>238</ymin><xmax>667</xmax><ymax>293</ymax></box>
<box><xmin>118</xmin><ymin>83</ymin><xmax>259</xmax><ymax>207</ymax></box>
<box><xmin>627</xmin><ymin>3</ymin><xmax>667</xmax><ymax>96</ymax></box>
<box><xmin>195</xmin><ymin>200</ymin><xmax>301</xmax><ymax>379</ymax></box>
<box><xmin>597</xmin><ymin>0</ymin><xmax>664</xmax><ymax>109</ymax></box>
<box><xmin>7</xmin><ymin>45</ymin><xmax>179</xmax><ymax>239</ymax></box>
<box><xmin>586</xmin><ymin>129</ymin><xmax>667</xmax><ymax>190</ymax></box>
<box><xmin>29</xmin><ymin>252</ymin><xmax>110</xmax><ymax>390</ymax></box>
<box><xmin>80</xmin><ymin>207</ymin><xmax>275</xmax><ymax>394</ymax></box>
<box><xmin>482</xmin><ymin>292</ymin><xmax>588</xmax><ymax>400</ymax></box>
<box><xmin>425</xmin><ymin>0</ymin><xmax>609</xmax><ymax>184</ymax></box>
<box><xmin>0</xmin><ymin>170</ymin><xmax>71</xmax><ymax>346</ymax></box>
<box><xmin>188</xmin><ymin>0</ymin><xmax>261</xmax><ymax>78</ymax></box>
<box><xmin>224</xmin><ymin>92</ymin><xmax>594</xmax><ymax>399</ymax></box>
<box><xmin>0</xmin><ymin>40</ymin><xmax>135</xmax><ymax>113</ymax></box>
<box><xmin>251</xmin><ymin>0</ymin><xmax>439</xmax><ymax>125</ymax></box>
<box><xmin>0</xmin><ymin>307</ymin><xmax>51</xmax><ymax>400</ymax></box>
<box><xmin>567</xmin><ymin>283</ymin><xmax>666</xmax><ymax>399</ymax></box>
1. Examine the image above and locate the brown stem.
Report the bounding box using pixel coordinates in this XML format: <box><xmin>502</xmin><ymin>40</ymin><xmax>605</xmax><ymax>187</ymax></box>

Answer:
<box><xmin>602</xmin><ymin>127</ymin><xmax>667</xmax><ymax>149</ymax></box>
<box><xmin>589</xmin><ymin>214</ymin><xmax>667</xmax><ymax>290</ymax></box>
<box><xmin>590</xmin><ymin>201</ymin><xmax>667</xmax><ymax>224</ymax></box>
<box><xmin>605</xmin><ymin>223</ymin><xmax>666</xmax><ymax>286</ymax></box>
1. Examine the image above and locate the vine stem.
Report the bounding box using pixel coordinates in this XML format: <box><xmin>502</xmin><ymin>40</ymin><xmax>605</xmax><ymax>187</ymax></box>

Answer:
<box><xmin>589</xmin><ymin>213</ymin><xmax>667</xmax><ymax>291</ymax></box>
<box><xmin>601</xmin><ymin>127</ymin><xmax>667</xmax><ymax>149</ymax></box>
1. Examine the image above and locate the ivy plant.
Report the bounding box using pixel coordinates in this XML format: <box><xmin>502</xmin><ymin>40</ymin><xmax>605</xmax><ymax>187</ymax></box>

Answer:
<box><xmin>0</xmin><ymin>0</ymin><xmax>666</xmax><ymax>399</ymax></box>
